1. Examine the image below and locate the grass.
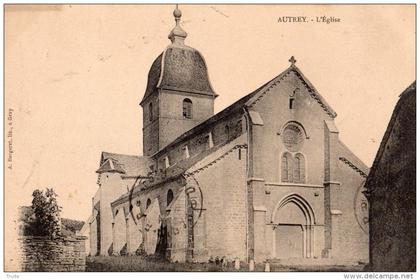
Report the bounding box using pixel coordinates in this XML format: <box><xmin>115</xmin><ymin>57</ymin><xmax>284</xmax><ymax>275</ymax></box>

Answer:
<box><xmin>86</xmin><ymin>256</ymin><xmax>365</xmax><ymax>272</ymax></box>
<box><xmin>86</xmin><ymin>255</ymin><xmax>249</xmax><ymax>272</ymax></box>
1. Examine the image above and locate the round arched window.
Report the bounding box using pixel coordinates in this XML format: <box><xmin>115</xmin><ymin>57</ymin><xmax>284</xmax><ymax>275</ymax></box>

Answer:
<box><xmin>183</xmin><ymin>99</ymin><xmax>193</xmax><ymax>119</ymax></box>
<box><xmin>167</xmin><ymin>189</ymin><xmax>174</xmax><ymax>207</ymax></box>
<box><xmin>282</xmin><ymin>123</ymin><xmax>304</xmax><ymax>152</ymax></box>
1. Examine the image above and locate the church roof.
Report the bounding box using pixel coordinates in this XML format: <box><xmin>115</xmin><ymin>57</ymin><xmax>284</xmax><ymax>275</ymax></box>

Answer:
<box><xmin>96</xmin><ymin>158</ymin><xmax>126</xmax><ymax>174</ymax></box>
<box><xmin>141</xmin><ymin>46</ymin><xmax>215</xmax><ymax>105</ymax></box>
<box><xmin>337</xmin><ymin>140</ymin><xmax>369</xmax><ymax>177</ymax></box>
<box><xmin>97</xmin><ymin>152</ymin><xmax>152</xmax><ymax>177</ymax></box>
<box><xmin>111</xmin><ymin>135</ymin><xmax>248</xmax><ymax>207</ymax></box>
<box><xmin>114</xmin><ymin>141</ymin><xmax>229</xmax><ymax>205</ymax></box>
<box><xmin>140</xmin><ymin>7</ymin><xmax>215</xmax><ymax>105</ymax></box>
<box><xmin>151</xmin><ymin>87</ymin><xmax>257</xmax><ymax>158</ymax></box>
<box><xmin>153</xmin><ymin>62</ymin><xmax>337</xmax><ymax>157</ymax></box>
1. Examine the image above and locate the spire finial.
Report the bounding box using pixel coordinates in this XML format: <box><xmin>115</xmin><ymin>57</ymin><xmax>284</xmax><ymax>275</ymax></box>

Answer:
<box><xmin>289</xmin><ymin>56</ymin><xmax>297</xmax><ymax>66</ymax></box>
<box><xmin>174</xmin><ymin>4</ymin><xmax>181</xmax><ymax>22</ymax></box>
<box><xmin>168</xmin><ymin>4</ymin><xmax>187</xmax><ymax>45</ymax></box>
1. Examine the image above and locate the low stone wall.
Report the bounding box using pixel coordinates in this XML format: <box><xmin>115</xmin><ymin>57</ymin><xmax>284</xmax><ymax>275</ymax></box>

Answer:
<box><xmin>18</xmin><ymin>236</ymin><xmax>87</xmax><ymax>272</ymax></box>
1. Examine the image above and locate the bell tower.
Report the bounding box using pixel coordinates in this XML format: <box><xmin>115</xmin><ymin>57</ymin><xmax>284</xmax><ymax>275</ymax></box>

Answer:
<box><xmin>140</xmin><ymin>6</ymin><xmax>217</xmax><ymax>156</ymax></box>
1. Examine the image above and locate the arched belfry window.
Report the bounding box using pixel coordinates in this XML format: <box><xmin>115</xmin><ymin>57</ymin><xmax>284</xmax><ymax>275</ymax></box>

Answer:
<box><xmin>183</xmin><ymin>98</ymin><xmax>192</xmax><ymax>119</ymax></box>
<box><xmin>294</xmin><ymin>153</ymin><xmax>306</xmax><ymax>183</ymax></box>
<box><xmin>281</xmin><ymin>152</ymin><xmax>294</xmax><ymax>182</ymax></box>
<box><xmin>149</xmin><ymin>103</ymin><xmax>153</xmax><ymax>121</ymax></box>
<box><xmin>146</xmin><ymin>198</ymin><xmax>151</xmax><ymax>209</ymax></box>
<box><xmin>167</xmin><ymin>189</ymin><xmax>174</xmax><ymax>207</ymax></box>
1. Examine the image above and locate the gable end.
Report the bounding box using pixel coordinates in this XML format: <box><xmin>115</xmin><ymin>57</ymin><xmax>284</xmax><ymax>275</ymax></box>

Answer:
<box><xmin>246</xmin><ymin>65</ymin><xmax>337</xmax><ymax>119</ymax></box>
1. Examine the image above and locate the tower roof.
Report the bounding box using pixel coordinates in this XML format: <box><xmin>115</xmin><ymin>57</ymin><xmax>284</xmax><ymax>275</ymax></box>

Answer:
<box><xmin>140</xmin><ymin>6</ymin><xmax>215</xmax><ymax>105</ymax></box>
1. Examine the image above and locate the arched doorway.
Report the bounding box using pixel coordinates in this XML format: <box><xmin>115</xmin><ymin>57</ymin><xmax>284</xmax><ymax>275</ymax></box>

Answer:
<box><xmin>271</xmin><ymin>194</ymin><xmax>315</xmax><ymax>259</ymax></box>
<box><xmin>155</xmin><ymin>224</ymin><xmax>168</xmax><ymax>259</ymax></box>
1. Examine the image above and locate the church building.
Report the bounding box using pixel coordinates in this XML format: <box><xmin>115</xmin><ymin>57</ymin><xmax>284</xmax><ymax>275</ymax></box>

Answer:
<box><xmin>86</xmin><ymin>7</ymin><xmax>369</xmax><ymax>264</ymax></box>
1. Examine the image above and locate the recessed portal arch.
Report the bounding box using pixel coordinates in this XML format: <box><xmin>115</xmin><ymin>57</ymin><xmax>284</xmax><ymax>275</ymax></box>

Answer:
<box><xmin>271</xmin><ymin>193</ymin><xmax>315</xmax><ymax>259</ymax></box>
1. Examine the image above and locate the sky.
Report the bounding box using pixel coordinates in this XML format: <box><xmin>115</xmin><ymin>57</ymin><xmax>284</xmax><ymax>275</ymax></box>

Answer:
<box><xmin>5</xmin><ymin>4</ymin><xmax>415</xmax><ymax>222</ymax></box>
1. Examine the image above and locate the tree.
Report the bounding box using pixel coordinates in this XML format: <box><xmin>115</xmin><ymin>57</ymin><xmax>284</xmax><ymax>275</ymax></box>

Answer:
<box><xmin>30</xmin><ymin>188</ymin><xmax>62</xmax><ymax>238</ymax></box>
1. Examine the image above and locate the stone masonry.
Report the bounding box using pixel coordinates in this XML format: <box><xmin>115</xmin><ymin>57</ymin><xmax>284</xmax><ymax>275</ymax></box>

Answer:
<box><xmin>18</xmin><ymin>236</ymin><xmax>87</xmax><ymax>272</ymax></box>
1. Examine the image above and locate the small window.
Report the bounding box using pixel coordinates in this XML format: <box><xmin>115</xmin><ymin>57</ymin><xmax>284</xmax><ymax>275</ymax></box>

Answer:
<box><xmin>289</xmin><ymin>98</ymin><xmax>295</xmax><ymax>109</ymax></box>
<box><xmin>183</xmin><ymin>146</ymin><xmax>190</xmax><ymax>158</ymax></box>
<box><xmin>146</xmin><ymin>199</ymin><xmax>151</xmax><ymax>209</ymax></box>
<box><xmin>294</xmin><ymin>153</ymin><xmax>306</xmax><ymax>183</ymax></box>
<box><xmin>281</xmin><ymin>154</ymin><xmax>289</xmax><ymax>182</ymax></box>
<box><xmin>208</xmin><ymin>132</ymin><xmax>214</xmax><ymax>148</ymax></box>
<box><xmin>225</xmin><ymin>125</ymin><xmax>230</xmax><ymax>140</ymax></box>
<box><xmin>167</xmin><ymin>189</ymin><xmax>174</xmax><ymax>207</ymax></box>
<box><xmin>164</xmin><ymin>156</ymin><xmax>170</xmax><ymax>168</ymax></box>
<box><xmin>294</xmin><ymin>155</ymin><xmax>301</xmax><ymax>181</ymax></box>
<box><xmin>183</xmin><ymin>99</ymin><xmax>193</xmax><ymax>119</ymax></box>
<box><xmin>289</xmin><ymin>88</ymin><xmax>299</xmax><ymax>109</ymax></box>
<box><xmin>149</xmin><ymin>103</ymin><xmax>153</xmax><ymax>121</ymax></box>
<box><xmin>281</xmin><ymin>152</ymin><xmax>294</xmax><ymax>182</ymax></box>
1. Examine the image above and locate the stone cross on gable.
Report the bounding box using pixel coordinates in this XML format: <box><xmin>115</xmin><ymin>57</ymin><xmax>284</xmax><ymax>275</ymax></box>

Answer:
<box><xmin>289</xmin><ymin>56</ymin><xmax>297</xmax><ymax>66</ymax></box>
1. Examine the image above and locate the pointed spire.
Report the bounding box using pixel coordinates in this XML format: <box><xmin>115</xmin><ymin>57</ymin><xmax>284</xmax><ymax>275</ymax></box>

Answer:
<box><xmin>168</xmin><ymin>4</ymin><xmax>187</xmax><ymax>45</ymax></box>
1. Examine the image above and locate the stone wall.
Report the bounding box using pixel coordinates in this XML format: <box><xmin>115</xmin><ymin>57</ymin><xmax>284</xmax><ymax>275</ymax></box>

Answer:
<box><xmin>142</xmin><ymin>92</ymin><xmax>160</xmax><ymax>156</ymax></box>
<box><xmin>110</xmin><ymin>179</ymin><xmax>185</xmax><ymax>258</ymax></box>
<box><xmin>246</xmin><ymin>68</ymin><xmax>369</xmax><ymax>262</ymax></box>
<box><xmin>335</xmin><ymin>159</ymin><xmax>369</xmax><ymax>261</ymax></box>
<box><xmin>18</xmin><ymin>236</ymin><xmax>87</xmax><ymax>272</ymax></box>
<box><xmin>157</xmin><ymin>90</ymin><xmax>215</xmax><ymax>151</ymax></box>
<box><xmin>108</xmin><ymin>135</ymin><xmax>248</xmax><ymax>263</ymax></box>
<box><xmin>98</xmin><ymin>172</ymin><xmax>128</xmax><ymax>256</ymax></box>
<box><xmin>187</xmin><ymin>135</ymin><xmax>248</xmax><ymax>262</ymax></box>
<box><xmin>365</xmin><ymin>82</ymin><xmax>416</xmax><ymax>272</ymax></box>
<box><xmin>156</xmin><ymin>111</ymin><xmax>244</xmax><ymax>172</ymax></box>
